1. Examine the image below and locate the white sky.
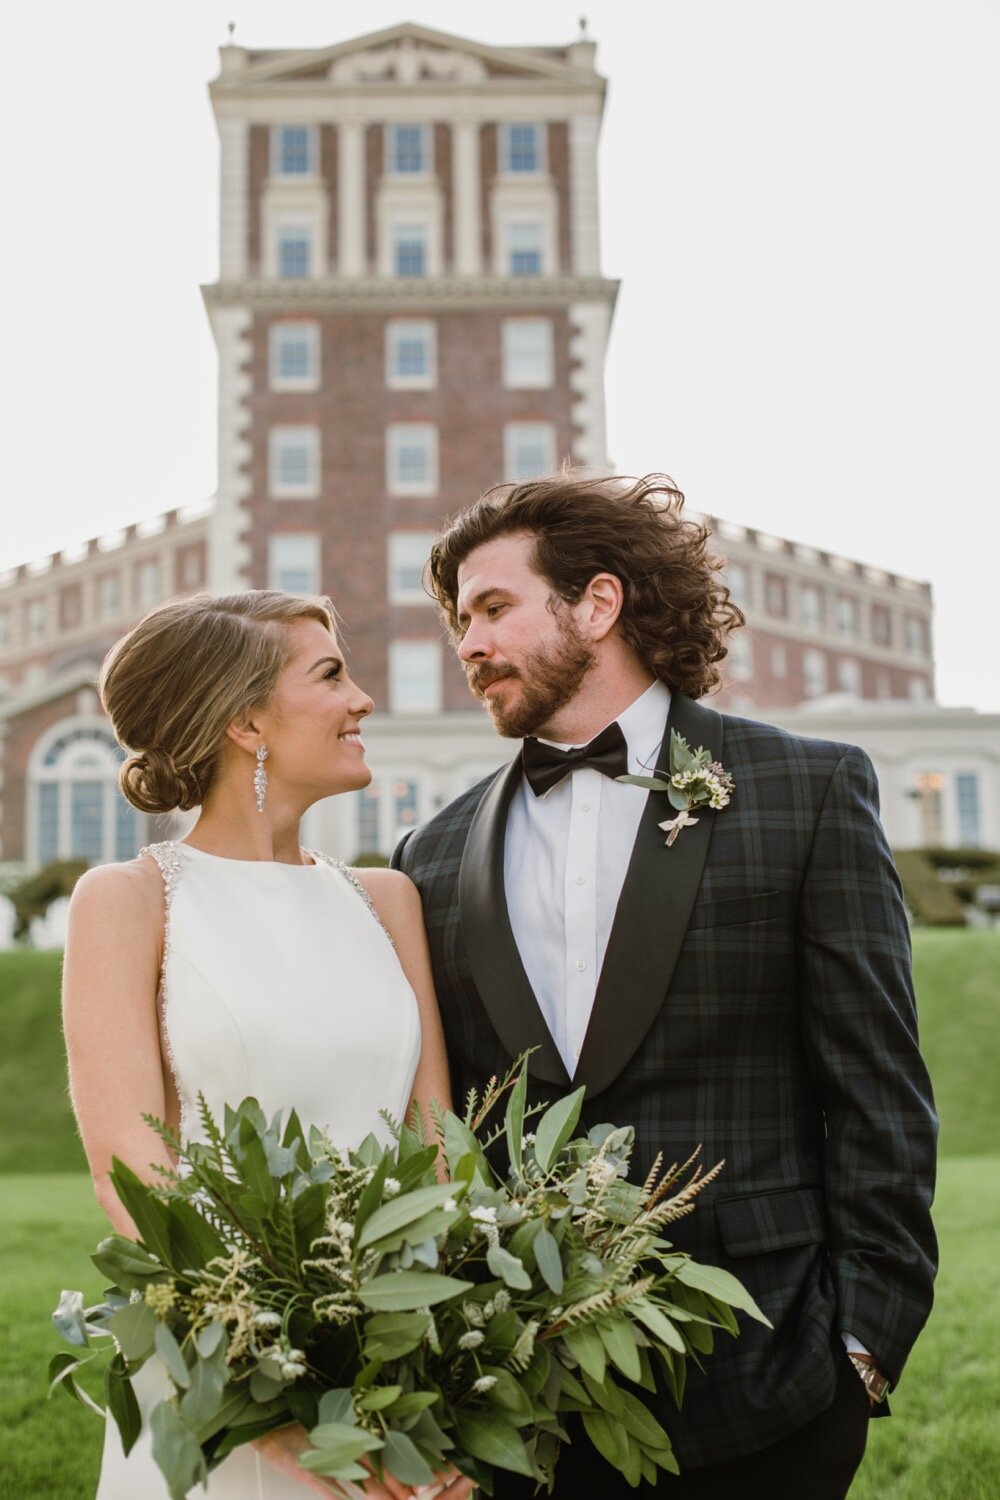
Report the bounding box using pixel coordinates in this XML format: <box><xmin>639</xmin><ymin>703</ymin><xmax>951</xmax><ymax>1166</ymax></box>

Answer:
<box><xmin>3</xmin><ymin>1</ymin><xmax>997</xmax><ymax>710</ymax></box>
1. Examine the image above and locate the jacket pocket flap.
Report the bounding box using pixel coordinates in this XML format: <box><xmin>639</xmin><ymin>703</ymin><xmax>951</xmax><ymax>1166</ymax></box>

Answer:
<box><xmin>715</xmin><ymin>1185</ymin><xmax>827</xmax><ymax>1257</ymax></box>
<box><xmin>687</xmin><ymin>889</ymin><xmax>781</xmax><ymax>929</ymax></box>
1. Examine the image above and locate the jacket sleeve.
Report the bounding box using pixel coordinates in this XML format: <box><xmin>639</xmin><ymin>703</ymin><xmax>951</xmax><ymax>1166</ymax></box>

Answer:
<box><xmin>796</xmin><ymin>744</ymin><xmax>938</xmax><ymax>1385</ymax></box>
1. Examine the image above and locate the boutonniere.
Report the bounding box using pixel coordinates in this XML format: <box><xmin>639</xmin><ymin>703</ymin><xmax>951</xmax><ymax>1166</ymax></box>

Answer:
<box><xmin>617</xmin><ymin>730</ymin><xmax>735</xmax><ymax>846</ymax></box>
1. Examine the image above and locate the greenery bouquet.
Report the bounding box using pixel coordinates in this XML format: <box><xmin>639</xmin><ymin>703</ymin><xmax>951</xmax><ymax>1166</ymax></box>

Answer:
<box><xmin>51</xmin><ymin>1065</ymin><xmax>769</xmax><ymax>1497</ymax></box>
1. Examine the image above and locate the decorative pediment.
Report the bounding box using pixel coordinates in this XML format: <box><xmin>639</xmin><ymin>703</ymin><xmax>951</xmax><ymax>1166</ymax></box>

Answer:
<box><xmin>220</xmin><ymin>22</ymin><xmax>598</xmax><ymax>90</ymax></box>
<box><xmin>329</xmin><ymin>39</ymin><xmax>487</xmax><ymax>86</ymax></box>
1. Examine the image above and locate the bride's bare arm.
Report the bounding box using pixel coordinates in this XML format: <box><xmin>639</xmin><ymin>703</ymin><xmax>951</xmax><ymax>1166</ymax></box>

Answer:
<box><xmin>352</xmin><ymin>869</ymin><xmax>454</xmax><ymax>1141</ymax></box>
<box><xmin>254</xmin><ymin>1421</ymin><xmax>474</xmax><ymax>1497</ymax></box>
<box><xmin>62</xmin><ymin>858</ymin><xmax>176</xmax><ymax>1237</ymax></box>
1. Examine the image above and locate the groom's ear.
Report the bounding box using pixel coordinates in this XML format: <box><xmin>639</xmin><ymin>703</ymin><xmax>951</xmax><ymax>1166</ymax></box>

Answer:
<box><xmin>579</xmin><ymin>572</ymin><xmax>624</xmax><ymax>641</ymax></box>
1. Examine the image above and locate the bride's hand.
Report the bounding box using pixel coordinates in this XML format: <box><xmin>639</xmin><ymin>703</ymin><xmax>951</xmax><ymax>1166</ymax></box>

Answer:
<box><xmin>253</xmin><ymin>1425</ymin><xmax>477</xmax><ymax>1497</ymax></box>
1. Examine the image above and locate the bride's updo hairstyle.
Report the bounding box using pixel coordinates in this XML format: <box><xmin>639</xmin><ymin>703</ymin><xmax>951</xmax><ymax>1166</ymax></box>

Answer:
<box><xmin>99</xmin><ymin>590</ymin><xmax>335</xmax><ymax>814</ymax></box>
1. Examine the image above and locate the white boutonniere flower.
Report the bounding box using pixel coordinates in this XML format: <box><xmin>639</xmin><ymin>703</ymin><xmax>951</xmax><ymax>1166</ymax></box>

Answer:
<box><xmin>618</xmin><ymin>729</ymin><xmax>735</xmax><ymax>846</ymax></box>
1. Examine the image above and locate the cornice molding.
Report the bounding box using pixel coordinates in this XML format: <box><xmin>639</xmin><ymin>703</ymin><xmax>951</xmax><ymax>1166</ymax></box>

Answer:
<box><xmin>202</xmin><ymin>275</ymin><xmax>620</xmax><ymax>313</ymax></box>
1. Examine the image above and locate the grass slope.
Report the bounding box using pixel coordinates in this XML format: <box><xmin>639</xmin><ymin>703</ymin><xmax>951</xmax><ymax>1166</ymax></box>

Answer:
<box><xmin>0</xmin><ymin>929</ymin><xmax>997</xmax><ymax>1495</ymax></box>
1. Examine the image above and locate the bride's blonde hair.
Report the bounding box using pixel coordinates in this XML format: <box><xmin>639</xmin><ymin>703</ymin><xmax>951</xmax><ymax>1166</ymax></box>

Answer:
<box><xmin>99</xmin><ymin>590</ymin><xmax>335</xmax><ymax>814</ymax></box>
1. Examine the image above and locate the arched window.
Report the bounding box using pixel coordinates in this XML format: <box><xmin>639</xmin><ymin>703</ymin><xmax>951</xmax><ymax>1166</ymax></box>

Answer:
<box><xmin>29</xmin><ymin>719</ymin><xmax>141</xmax><ymax>866</ymax></box>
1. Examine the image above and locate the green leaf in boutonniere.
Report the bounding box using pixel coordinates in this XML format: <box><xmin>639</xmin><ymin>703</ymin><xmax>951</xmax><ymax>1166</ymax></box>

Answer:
<box><xmin>617</xmin><ymin>729</ymin><xmax>735</xmax><ymax>847</ymax></box>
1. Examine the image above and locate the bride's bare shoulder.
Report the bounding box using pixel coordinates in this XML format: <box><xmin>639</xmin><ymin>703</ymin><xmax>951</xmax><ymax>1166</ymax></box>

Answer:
<box><xmin>69</xmin><ymin>852</ymin><xmax>165</xmax><ymax>925</ymax></box>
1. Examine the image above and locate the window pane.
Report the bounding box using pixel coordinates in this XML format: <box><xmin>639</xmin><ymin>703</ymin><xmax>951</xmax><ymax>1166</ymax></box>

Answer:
<box><xmin>389</xmin><ymin>642</ymin><xmax>442</xmax><ymax>713</ymax></box>
<box><xmin>800</xmin><ymin>584</ymin><xmax>823</xmax><ymax>629</ymax></box>
<box><xmin>726</xmin><ymin>563</ymin><xmax>751</xmax><ymax>607</ymax></box>
<box><xmin>387</xmin><ymin>322</ymin><xmax>435</xmax><ymax>385</ymax></box>
<box><xmin>803</xmin><ymin>649</ymin><xmax>827</xmax><ymax>696</ymax></box>
<box><xmin>271</xmin><ymin>323</ymin><xmax>318</xmax><ymax>385</ymax></box>
<box><xmin>278</xmin><ymin>127</ymin><xmax>312</xmax><ymax>175</ymax></box>
<box><xmin>956</xmin><ymin>773</ymin><xmax>981</xmax><ymax>847</ymax></box>
<box><xmin>269</xmin><ymin>534</ymin><xmax>320</xmax><ymax>594</ymax></box>
<box><xmin>389</xmin><ymin>125</ymin><xmax>426</xmax><ymax>174</ymax></box>
<box><xmin>37</xmin><ymin>783</ymin><xmax>59</xmax><ymax>863</ymax></box>
<box><xmin>277</xmin><ymin>229</ymin><xmax>312</xmax><ymax>279</ymax></box>
<box><xmin>507</xmin><ymin>223</ymin><xmax>543</xmax><ymax>276</ymax></box>
<box><xmin>70</xmin><ymin>781</ymin><xmax>105</xmax><ymax>862</ymax></box>
<box><xmin>115</xmin><ymin>795</ymin><xmax>141</xmax><ymax>861</ymax></box>
<box><xmin>502</xmin><ymin>319</ymin><xmax>553</xmax><ymax>387</ymax></box>
<box><xmin>389</xmin><ymin>533</ymin><xmax>435</xmax><ymax>603</ymax></box>
<box><xmin>504</xmin><ymin>422</ymin><xmax>556</xmax><ymax>482</ymax></box>
<box><xmin>358</xmin><ymin>782</ymin><xmax>382</xmax><ymax>853</ymax></box>
<box><xmin>388</xmin><ymin>426</ymin><xmax>437</xmax><ymax>494</ymax></box>
<box><xmin>506</xmin><ymin>124</ymin><xmax>542</xmax><ymax>173</ymax></box>
<box><xmin>393</xmin><ymin>224</ymin><xmax>427</xmax><ymax>277</ymax></box>
<box><xmin>270</xmin><ymin>428</ymin><xmax>319</xmax><ymax>497</ymax></box>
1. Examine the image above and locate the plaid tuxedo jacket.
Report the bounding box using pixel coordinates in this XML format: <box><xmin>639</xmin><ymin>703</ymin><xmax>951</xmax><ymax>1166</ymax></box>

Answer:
<box><xmin>392</xmin><ymin>692</ymin><xmax>938</xmax><ymax>1470</ymax></box>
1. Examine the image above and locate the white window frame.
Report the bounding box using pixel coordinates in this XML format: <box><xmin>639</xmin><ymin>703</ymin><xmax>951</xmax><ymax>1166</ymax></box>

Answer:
<box><xmin>26</xmin><ymin>597</ymin><xmax>47</xmax><ymax>641</ymax></box>
<box><xmin>385</xmin><ymin>123</ymin><xmax>432</xmax><ymax>177</ymax></box>
<box><xmin>803</xmin><ymin>648</ymin><xmax>828</xmax><ymax>697</ymax></box>
<box><xmin>799</xmin><ymin>583</ymin><xmax>824</xmax><ymax>630</ymax></box>
<box><xmin>727</xmin><ymin>634</ymin><xmax>753</xmax><ymax>682</ymax></box>
<box><xmin>97</xmin><ymin>573</ymin><xmax>120</xmax><ymax>622</ymax></box>
<box><xmin>501</xmin><ymin>318</ymin><xmax>554</xmax><ymax>389</ymax></box>
<box><xmin>834</xmin><ymin>594</ymin><xmax>861</xmax><ymax>639</ymax></box>
<box><xmin>503</xmin><ymin>422</ymin><xmax>557</xmax><ymax>483</ymax></box>
<box><xmin>388</xmin><ymin>532</ymin><xmax>436</xmax><ymax>605</ymax></box>
<box><xmin>135</xmin><ymin>559</ymin><xmax>160</xmax><ymax>612</ymax></box>
<box><xmin>269</xmin><ymin>322</ymin><xmax>321</xmax><ymax>391</ymax></box>
<box><xmin>271</xmin><ymin>125</ymin><xmax>318</xmax><ymax>179</ymax></box>
<box><xmin>269</xmin><ymin>426</ymin><xmax>321</xmax><ymax>500</ymax></box>
<box><xmin>389</xmin><ymin>640</ymin><xmax>443</xmax><ymax>714</ymax></box>
<box><xmin>504</xmin><ymin>220</ymin><xmax>545</xmax><ymax>277</ymax></box>
<box><xmin>268</xmin><ymin>533</ymin><xmax>322</xmax><ymax>595</ymax></box>
<box><xmin>28</xmin><ymin>719</ymin><xmax>140</xmax><ymax>867</ymax></box>
<box><xmin>387</xmin><ymin>424</ymin><xmax>439</xmax><ymax>496</ymax></box>
<box><xmin>837</xmin><ymin>657</ymin><xmax>862</xmax><ymax>696</ymax></box>
<box><xmin>499</xmin><ymin>122</ymin><xmax>547</xmax><ymax>176</ymax></box>
<box><xmin>390</xmin><ymin>219</ymin><xmax>430</xmax><ymax>278</ymax></box>
<box><xmin>275</xmin><ymin>222</ymin><xmax>315</xmax><ymax>280</ymax></box>
<box><xmin>386</xmin><ymin>321</ymin><xmax>437</xmax><ymax>390</ymax></box>
<box><xmin>0</xmin><ymin>609</ymin><xmax>10</xmax><ymax>650</ymax></box>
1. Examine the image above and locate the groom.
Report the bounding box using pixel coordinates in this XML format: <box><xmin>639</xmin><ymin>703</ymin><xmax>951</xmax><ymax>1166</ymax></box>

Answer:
<box><xmin>391</xmin><ymin>473</ymin><xmax>937</xmax><ymax>1499</ymax></box>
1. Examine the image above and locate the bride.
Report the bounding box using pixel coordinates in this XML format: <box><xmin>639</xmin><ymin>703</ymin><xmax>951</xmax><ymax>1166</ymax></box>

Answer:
<box><xmin>62</xmin><ymin>590</ymin><xmax>475</xmax><ymax>1499</ymax></box>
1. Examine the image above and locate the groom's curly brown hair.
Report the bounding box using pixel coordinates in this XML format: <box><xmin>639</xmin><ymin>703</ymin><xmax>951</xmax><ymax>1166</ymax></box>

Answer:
<box><xmin>427</xmin><ymin>472</ymin><xmax>745</xmax><ymax>700</ymax></box>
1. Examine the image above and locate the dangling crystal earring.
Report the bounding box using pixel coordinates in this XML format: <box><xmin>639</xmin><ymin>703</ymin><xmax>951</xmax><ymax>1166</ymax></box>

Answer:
<box><xmin>254</xmin><ymin>745</ymin><xmax>269</xmax><ymax>813</ymax></box>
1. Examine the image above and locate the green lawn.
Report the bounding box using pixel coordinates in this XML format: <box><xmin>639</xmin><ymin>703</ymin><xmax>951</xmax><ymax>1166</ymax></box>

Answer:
<box><xmin>0</xmin><ymin>930</ymin><xmax>997</xmax><ymax>1496</ymax></box>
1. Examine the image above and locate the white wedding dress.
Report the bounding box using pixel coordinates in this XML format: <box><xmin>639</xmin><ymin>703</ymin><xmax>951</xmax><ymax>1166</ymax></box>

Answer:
<box><xmin>95</xmin><ymin>840</ymin><xmax>422</xmax><ymax>1499</ymax></box>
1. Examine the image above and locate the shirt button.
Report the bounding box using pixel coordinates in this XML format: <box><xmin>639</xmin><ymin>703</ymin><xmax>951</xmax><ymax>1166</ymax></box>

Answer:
<box><xmin>575</xmin><ymin>960</ymin><xmax>587</xmax><ymax>972</ymax></box>
<box><xmin>574</xmin><ymin>874</ymin><xmax>586</xmax><ymax>885</ymax></box>
<box><xmin>580</xmin><ymin>802</ymin><xmax>592</xmax><ymax>812</ymax></box>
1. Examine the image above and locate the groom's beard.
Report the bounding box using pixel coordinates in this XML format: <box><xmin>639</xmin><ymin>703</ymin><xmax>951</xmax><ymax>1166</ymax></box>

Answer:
<box><xmin>466</xmin><ymin>618</ymin><xmax>595</xmax><ymax>739</ymax></box>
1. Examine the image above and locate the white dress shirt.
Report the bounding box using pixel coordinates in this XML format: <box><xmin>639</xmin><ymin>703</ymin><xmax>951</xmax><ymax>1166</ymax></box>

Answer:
<box><xmin>504</xmin><ymin>680</ymin><xmax>671</xmax><ymax>1077</ymax></box>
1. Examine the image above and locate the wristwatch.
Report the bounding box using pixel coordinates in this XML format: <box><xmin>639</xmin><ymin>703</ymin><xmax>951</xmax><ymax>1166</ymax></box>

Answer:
<box><xmin>847</xmin><ymin>1351</ymin><xmax>890</xmax><ymax>1404</ymax></box>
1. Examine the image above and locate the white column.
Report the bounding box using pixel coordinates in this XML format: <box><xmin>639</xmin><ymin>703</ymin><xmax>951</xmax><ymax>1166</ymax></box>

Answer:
<box><xmin>569</xmin><ymin>113</ymin><xmax>602</xmax><ymax>276</ymax></box>
<box><xmin>453</xmin><ymin>120</ymin><xmax>482</xmax><ymax>276</ymax></box>
<box><xmin>338</xmin><ymin>120</ymin><xmax>366</xmax><ymax>277</ymax></box>
<box><xmin>218</xmin><ymin>119</ymin><xmax>249</xmax><ymax>279</ymax></box>
<box><xmin>569</xmin><ymin>301</ymin><xmax>612</xmax><ymax>471</ymax></box>
<box><xmin>207</xmin><ymin>306</ymin><xmax>253</xmax><ymax>593</ymax></box>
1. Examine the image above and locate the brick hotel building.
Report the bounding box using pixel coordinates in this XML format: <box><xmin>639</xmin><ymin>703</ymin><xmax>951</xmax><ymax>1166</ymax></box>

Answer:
<box><xmin>3</xmin><ymin>22</ymin><xmax>987</xmax><ymax>874</ymax></box>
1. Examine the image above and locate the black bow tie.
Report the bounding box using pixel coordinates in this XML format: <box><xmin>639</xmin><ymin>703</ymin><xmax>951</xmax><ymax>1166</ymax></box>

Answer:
<box><xmin>521</xmin><ymin>721</ymin><xmax>630</xmax><ymax>798</ymax></box>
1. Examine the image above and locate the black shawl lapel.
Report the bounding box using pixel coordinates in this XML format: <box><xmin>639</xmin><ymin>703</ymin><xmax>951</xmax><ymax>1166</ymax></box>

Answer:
<box><xmin>573</xmin><ymin>693</ymin><xmax>724</xmax><ymax>1098</ymax></box>
<box><xmin>458</xmin><ymin>754</ymin><xmax>571</xmax><ymax>1086</ymax></box>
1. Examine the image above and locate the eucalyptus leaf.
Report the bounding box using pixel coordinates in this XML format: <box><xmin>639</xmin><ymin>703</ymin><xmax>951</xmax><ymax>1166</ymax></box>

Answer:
<box><xmin>581</xmin><ymin>1408</ymin><xmax>626</xmax><ymax>1470</ymax></box>
<box><xmin>563</xmin><ymin>1323</ymin><xmax>606</xmax><ymax>1383</ymax></box>
<box><xmin>150</xmin><ymin>1399</ymin><xmax>206</xmax><ymax>1500</ymax></box>
<box><xmin>359</xmin><ymin>1272</ymin><xmax>472</xmax><ymax>1312</ymax></box>
<box><xmin>533</xmin><ymin>1225</ymin><xmax>564</xmax><ymax>1294</ymax></box>
<box><xmin>453</xmin><ymin>1410</ymin><xmax>536</xmax><ymax>1477</ymax></box>
<box><xmin>108</xmin><ymin>1159</ymin><xmax>172</xmax><ymax>1265</ymax></box>
<box><xmin>382</xmin><ymin>1429</ymin><xmax>436</xmax><ymax>1487</ymax></box>
<box><xmin>317</xmin><ymin>1388</ymin><xmax>356</xmax><ymax>1425</ymax></box>
<box><xmin>155</xmin><ymin>1321</ymin><xmax>191</xmax><ymax>1388</ymax></box>
<box><xmin>504</xmin><ymin>1067</ymin><xmax>528</xmax><ymax>1177</ymax></box>
<box><xmin>486</xmin><ymin>1243</ymin><xmax>532</xmax><ymax>1291</ymax></box>
<box><xmin>47</xmin><ymin>1352</ymin><xmax>105</xmax><ymax>1414</ymax></box>
<box><xmin>597</xmin><ymin>1319</ymin><xmax>641</xmax><ymax>1382</ymax></box>
<box><xmin>631</xmin><ymin>1298</ymin><xmax>687</xmax><ymax>1353</ymax></box>
<box><xmin>52</xmin><ymin>1289</ymin><xmax>91</xmax><ymax>1348</ymax></box>
<box><xmin>107</xmin><ymin>1300</ymin><xmax>157</xmax><ymax>1362</ymax></box>
<box><xmin>106</xmin><ymin>1353</ymin><xmax>142</xmax><ymax>1456</ymax></box>
<box><xmin>674</xmin><ymin>1261</ymin><xmax>771</xmax><ymax>1323</ymax></box>
<box><xmin>358</xmin><ymin>1184</ymin><xmax>461</xmax><ymax>1250</ymax></box>
<box><xmin>534</xmin><ymin>1088</ymin><xmax>586</xmax><ymax>1174</ymax></box>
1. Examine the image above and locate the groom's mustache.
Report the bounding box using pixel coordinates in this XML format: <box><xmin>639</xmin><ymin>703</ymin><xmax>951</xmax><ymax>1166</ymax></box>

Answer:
<box><xmin>467</xmin><ymin>663</ymin><xmax>520</xmax><ymax>698</ymax></box>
